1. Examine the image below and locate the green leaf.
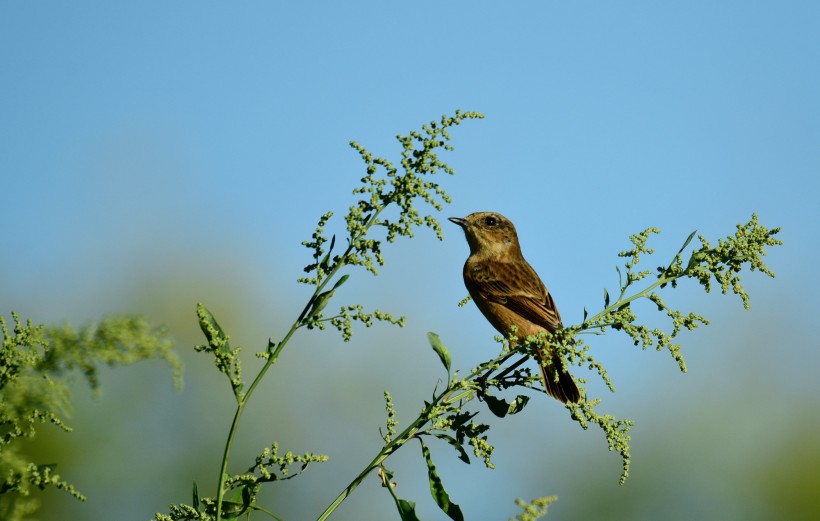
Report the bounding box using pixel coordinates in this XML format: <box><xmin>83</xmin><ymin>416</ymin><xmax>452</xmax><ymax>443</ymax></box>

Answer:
<box><xmin>483</xmin><ymin>392</ymin><xmax>512</xmax><ymax>417</ymax></box>
<box><xmin>427</xmin><ymin>332</ymin><xmax>451</xmax><ymax>373</ymax></box>
<box><xmin>604</xmin><ymin>288</ymin><xmax>610</xmax><ymax>308</ymax></box>
<box><xmin>396</xmin><ymin>499</ymin><xmax>422</xmax><ymax>521</ymax></box>
<box><xmin>677</xmin><ymin>230</ymin><xmax>697</xmax><ymax>255</ymax></box>
<box><xmin>332</xmin><ymin>273</ymin><xmax>350</xmax><ymax>290</ymax></box>
<box><xmin>506</xmin><ymin>395</ymin><xmax>530</xmax><ymax>415</ymax></box>
<box><xmin>305</xmin><ymin>290</ymin><xmax>334</xmax><ymax>322</ymax></box>
<box><xmin>242</xmin><ymin>485</ymin><xmax>253</xmax><ymax>509</ymax></box>
<box><xmin>221</xmin><ymin>501</ymin><xmax>246</xmax><ymax>519</ymax></box>
<box><xmin>483</xmin><ymin>393</ymin><xmax>529</xmax><ymax>417</ymax></box>
<box><xmin>382</xmin><ymin>467</ymin><xmax>422</xmax><ymax>521</ymax></box>
<box><xmin>431</xmin><ymin>433</ymin><xmax>471</xmax><ymax>464</ymax></box>
<box><xmin>319</xmin><ymin>234</ymin><xmax>336</xmax><ymax>271</ymax></box>
<box><xmin>197</xmin><ymin>303</ymin><xmax>230</xmax><ymax>352</ymax></box>
<box><xmin>192</xmin><ymin>481</ymin><xmax>199</xmax><ymax>511</ymax></box>
<box><xmin>221</xmin><ymin>484</ymin><xmax>252</xmax><ymax>519</ymax></box>
<box><xmin>420</xmin><ymin>439</ymin><xmax>464</xmax><ymax>521</ymax></box>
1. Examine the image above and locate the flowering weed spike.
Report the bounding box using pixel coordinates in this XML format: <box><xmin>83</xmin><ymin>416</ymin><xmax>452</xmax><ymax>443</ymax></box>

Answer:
<box><xmin>535</xmin><ymin>214</ymin><xmax>782</xmax><ymax>482</ymax></box>
<box><xmin>294</xmin><ymin>111</ymin><xmax>483</xmax><ymax>343</ymax></box>
<box><xmin>2</xmin><ymin>311</ymin><xmax>179</xmax><ymax>520</ymax></box>
<box><xmin>510</xmin><ymin>496</ymin><xmax>558</xmax><ymax>521</ymax></box>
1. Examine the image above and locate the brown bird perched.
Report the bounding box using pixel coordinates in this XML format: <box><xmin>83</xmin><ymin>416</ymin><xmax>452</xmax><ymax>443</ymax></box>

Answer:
<box><xmin>449</xmin><ymin>212</ymin><xmax>581</xmax><ymax>404</ymax></box>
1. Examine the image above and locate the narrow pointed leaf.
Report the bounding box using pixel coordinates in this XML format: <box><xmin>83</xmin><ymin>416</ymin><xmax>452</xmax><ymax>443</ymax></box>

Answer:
<box><xmin>427</xmin><ymin>332</ymin><xmax>452</xmax><ymax>372</ymax></box>
<box><xmin>319</xmin><ymin>234</ymin><xmax>336</xmax><ymax>271</ymax></box>
<box><xmin>604</xmin><ymin>288</ymin><xmax>610</xmax><ymax>308</ymax></box>
<box><xmin>318</xmin><ymin>252</ymin><xmax>332</xmax><ymax>272</ymax></box>
<box><xmin>677</xmin><ymin>230</ymin><xmax>698</xmax><ymax>255</ymax></box>
<box><xmin>420</xmin><ymin>439</ymin><xmax>464</xmax><ymax>521</ymax></box>
<box><xmin>432</xmin><ymin>433</ymin><xmax>471</xmax><ymax>464</ymax></box>
<box><xmin>192</xmin><ymin>481</ymin><xmax>199</xmax><ymax>510</ymax></box>
<box><xmin>332</xmin><ymin>273</ymin><xmax>350</xmax><ymax>290</ymax></box>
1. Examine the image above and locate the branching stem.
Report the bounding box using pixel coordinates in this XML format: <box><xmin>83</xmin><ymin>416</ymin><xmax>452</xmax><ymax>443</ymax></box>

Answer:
<box><xmin>214</xmin><ymin>208</ymin><xmax>390</xmax><ymax>520</ymax></box>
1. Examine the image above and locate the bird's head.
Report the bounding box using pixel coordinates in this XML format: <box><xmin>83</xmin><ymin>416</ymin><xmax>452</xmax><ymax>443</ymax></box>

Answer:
<box><xmin>448</xmin><ymin>212</ymin><xmax>522</xmax><ymax>258</ymax></box>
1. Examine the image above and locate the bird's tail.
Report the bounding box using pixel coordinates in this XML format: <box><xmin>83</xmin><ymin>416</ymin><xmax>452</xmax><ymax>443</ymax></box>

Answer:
<box><xmin>539</xmin><ymin>353</ymin><xmax>581</xmax><ymax>404</ymax></box>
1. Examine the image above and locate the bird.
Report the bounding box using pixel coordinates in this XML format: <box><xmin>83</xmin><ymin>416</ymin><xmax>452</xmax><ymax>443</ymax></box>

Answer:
<box><xmin>449</xmin><ymin>212</ymin><xmax>581</xmax><ymax>404</ymax></box>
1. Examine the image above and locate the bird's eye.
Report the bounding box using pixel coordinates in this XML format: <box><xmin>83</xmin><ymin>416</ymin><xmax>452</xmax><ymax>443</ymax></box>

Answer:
<box><xmin>485</xmin><ymin>216</ymin><xmax>498</xmax><ymax>226</ymax></box>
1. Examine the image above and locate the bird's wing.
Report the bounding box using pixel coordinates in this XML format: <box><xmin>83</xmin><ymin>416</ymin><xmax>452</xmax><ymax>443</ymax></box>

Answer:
<box><xmin>471</xmin><ymin>260</ymin><xmax>564</xmax><ymax>332</ymax></box>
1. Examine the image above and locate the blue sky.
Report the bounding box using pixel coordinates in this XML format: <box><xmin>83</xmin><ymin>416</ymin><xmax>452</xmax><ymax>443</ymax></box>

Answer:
<box><xmin>2</xmin><ymin>2</ymin><xmax>819</xmax><ymax>520</ymax></box>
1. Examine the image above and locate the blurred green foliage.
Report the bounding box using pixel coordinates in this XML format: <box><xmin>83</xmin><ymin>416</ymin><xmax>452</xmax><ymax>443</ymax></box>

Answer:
<box><xmin>0</xmin><ymin>312</ymin><xmax>180</xmax><ymax>521</ymax></box>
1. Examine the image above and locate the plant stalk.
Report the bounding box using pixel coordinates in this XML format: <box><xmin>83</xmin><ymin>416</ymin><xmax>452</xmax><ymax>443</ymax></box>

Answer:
<box><xmin>214</xmin><ymin>208</ymin><xmax>388</xmax><ymax>520</ymax></box>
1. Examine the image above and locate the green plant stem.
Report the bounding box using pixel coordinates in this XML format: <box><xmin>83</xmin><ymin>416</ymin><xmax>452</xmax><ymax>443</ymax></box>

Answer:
<box><xmin>316</xmin><ymin>408</ymin><xmax>432</xmax><ymax>521</ymax></box>
<box><xmin>582</xmin><ymin>274</ymin><xmax>672</xmax><ymax>330</ymax></box>
<box><xmin>214</xmin><ymin>406</ymin><xmax>242</xmax><ymax>516</ymax></box>
<box><xmin>213</xmin><ymin>318</ymin><xmax>303</xmax><ymax>518</ymax></box>
<box><xmin>315</xmin><ymin>360</ymin><xmax>500</xmax><ymax>521</ymax></box>
<box><xmin>312</xmin><ymin>273</ymin><xmax>685</xmax><ymax>519</ymax></box>
<box><xmin>217</xmin><ymin>217</ymin><xmax>690</xmax><ymax>518</ymax></box>
<box><xmin>582</xmin><ymin>243</ymin><xmax>701</xmax><ymax>332</ymax></box>
<box><xmin>214</xmin><ymin>210</ymin><xmax>389</xmax><ymax>521</ymax></box>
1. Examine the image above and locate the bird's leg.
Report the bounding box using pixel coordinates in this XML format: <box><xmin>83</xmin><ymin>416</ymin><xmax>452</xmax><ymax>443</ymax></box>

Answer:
<box><xmin>478</xmin><ymin>353</ymin><xmax>527</xmax><ymax>393</ymax></box>
<box><xmin>491</xmin><ymin>354</ymin><xmax>529</xmax><ymax>383</ymax></box>
<box><xmin>478</xmin><ymin>352</ymin><xmax>514</xmax><ymax>393</ymax></box>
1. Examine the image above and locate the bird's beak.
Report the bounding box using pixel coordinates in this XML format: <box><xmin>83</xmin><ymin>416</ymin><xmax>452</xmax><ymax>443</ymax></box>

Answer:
<box><xmin>448</xmin><ymin>217</ymin><xmax>469</xmax><ymax>228</ymax></box>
